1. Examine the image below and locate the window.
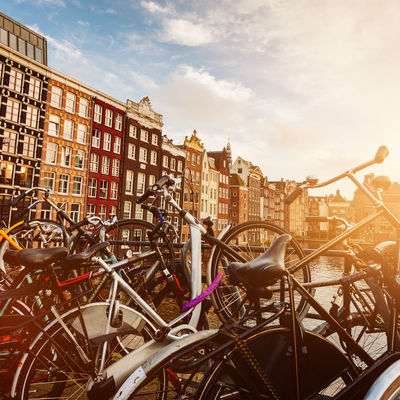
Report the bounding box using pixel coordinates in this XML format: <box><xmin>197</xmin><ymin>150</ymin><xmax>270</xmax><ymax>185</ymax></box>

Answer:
<box><xmin>28</xmin><ymin>77</ymin><xmax>41</xmax><ymax>100</ymax></box>
<box><xmin>112</xmin><ymin>159</ymin><xmax>120</xmax><ymax>176</ymax></box>
<box><xmin>22</xmin><ymin>135</ymin><xmax>36</xmax><ymax>158</ymax></box>
<box><xmin>87</xmin><ymin>204</ymin><xmax>96</xmax><ymax>217</ymax></box>
<box><xmin>65</xmin><ymin>92</ymin><xmax>76</xmax><ymax>114</ymax></box>
<box><xmin>101</xmin><ymin>156</ymin><xmax>110</xmax><ymax>174</ymax></box>
<box><xmin>123</xmin><ymin>201</ymin><xmax>132</xmax><ymax>219</ymax></box>
<box><xmin>48</xmin><ymin>114</ymin><xmax>60</xmax><ymax>137</ymax></box>
<box><xmin>72</xmin><ymin>176</ymin><xmax>83</xmax><ymax>195</ymax></box>
<box><xmin>177</xmin><ymin>160</ymin><xmax>183</xmax><ymax>172</ymax></box>
<box><xmin>45</xmin><ymin>142</ymin><xmax>58</xmax><ymax>165</ymax></box>
<box><xmin>140</xmin><ymin>129</ymin><xmax>148</xmax><ymax>142</ymax></box>
<box><xmin>125</xmin><ymin>170</ymin><xmax>134</xmax><ymax>194</ymax></box>
<box><xmin>77</xmin><ymin>124</ymin><xmax>87</xmax><ymax>144</ymax></box>
<box><xmin>110</xmin><ymin>181</ymin><xmax>118</xmax><ymax>199</ymax></box>
<box><xmin>5</xmin><ymin>98</ymin><xmax>20</xmax><ymax>122</ymax></box>
<box><xmin>105</xmin><ymin>108</ymin><xmax>113</xmax><ymax>127</ymax></box>
<box><xmin>135</xmin><ymin>204</ymin><xmax>143</xmax><ymax>219</ymax></box>
<box><xmin>40</xmin><ymin>203</ymin><xmax>52</xmax><ymax>220</ymax></box>
<box><xmin>25</xmin><ymin>105</ymin><xmax>38</xmax><ymax>129</ymax></box>
<box><xmin>75</xmin><ymin>149</ymin><xmax>85</xmax><ymax>170</ymax></box>
<box><xmin>171</xmin><ymin>158</ymin><xmax>176</xmax><ymax>171</ymax></box>
<box><xmin>61</xmin><ymin>146</ymin><xmax>72</xmax><ymax>167</ymax></box>
<box><xmin>8</xmin><ymin>68</ymin><xmax>23</xmax><ymax>92</ymax></box>
<box><xmin>92</xmin><ymin>129</ymin><xmax>101</xmax><ymax>148</ymax></box>
<box><xmin>103</xmin><ymin>132</ymin><xmax>111</xmax><ymax>151</ymax></box>
<box><xmin>0</xmin><ymin>161</ymin><xmax>14</xmax><ymax>185</ymax></box>
<box><xmin>191</xmin><ymin>153</ymin><xmax>195</xmax><ymax>166</ymax></box>
<box><xmin>43</xmin><ymin>171</ymin><xmax>55</xmax><ymax>191</ymax></box>
<box><xmin>139</xmin><ymin>147</ymin><xmax>147</xmax><ymax>163</ymax></box>
<box><xmin>70</xmin><ymin>204</ymin><xmax>80</xmax><ymax>223</ymax></box>
<box><xmin>94</xmin><ymin>104</ymin><xmax>103</xmax><ymax>123</ymax></box>
<box><xmin>88</xmin><ymin>178</ymin><xmax>97</xmax><ymax>197</ymax></box>
<box><xmin>63</xmin><ymin>119</ymin><xmax>74</xmax><ymax>141</ymax></box>
<box><xmin>99</xmin><ymin>205</ymin><xmax>107</xmax><ymax>220</ymax></box>
<box><xmin>79</xmin><ymin>98</ymin><xmax>89</xmax><ymax>118</ymax></box>
<box><xmin>110</xmin><ymin>205</ymin><xmax>117</xmax><ymax>217</ymax></box>
<box><xmin>128</xmin><ymin>143</ymin><xmax>136</xmax><ymax>160</ymax></box>
<box><xmin>51</xmin><ymin>86</ymin><xmax>63</xmax><ymax>108</ymax></box>
<box><xmin>113</xmin><ymin>136</ymin><xmax>121</xmax><ymax>154</ymax></box>
<box><xmin>115</xmin><ymin>113</ymin><xmax>123</xmax><ymax>131</ymax></box>
<box><xmin>100</xmin><ymin>180</ymin><xmax>108</xmax><ymax>198</ymax></box>
<box><xmin>58</xmin><ymin>174</ymin><xmax>70</xmax><ymax>194</ymax></box>
<box><xmin>149</xmin><ymin>174</ymin><xmax>156</xmax><ymax>186</ymax></box>
<box><xmin>150</xmin><ymin>151</ymin><xmax>157</xmax><ymax>165</ymax></box>
<box><xmin>2</xmin><ymin>131</ymin><xmax>17</xmax><ymax>153</ymax></box>
<box><xmin>18</xmin><ymin>165</ymin><xmax>33</xmax><ymax>187</ymax></box>
<box><xmin>163</xmin><ymin>155</ymin><xmax>169</xmax><ymax>168</ymax></box>
<box><xmin>151</xmin><ymin>134</ymin><xmax>158</xmax><ymax>145</ymax></box>
<box><xmin>90</xmin><ymin>153</ymin><xmax>99</xmax><ymax>172</ymax></box>
<box><xmin>129</xmin><ymin>125</ymin><xmax>137</xmax><ymax>138</ymax></box>
<box><xmin>137</xmin><ymin>173</ymin><xmax>146</xmax><ymax>195</ymax></box>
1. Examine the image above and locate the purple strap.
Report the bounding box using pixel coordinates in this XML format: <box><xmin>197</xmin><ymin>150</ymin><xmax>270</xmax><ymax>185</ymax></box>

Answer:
<box><xmin>182</xmin><ymin>273</ymin><xmax>223</xmax><ymax>312</ymax></box>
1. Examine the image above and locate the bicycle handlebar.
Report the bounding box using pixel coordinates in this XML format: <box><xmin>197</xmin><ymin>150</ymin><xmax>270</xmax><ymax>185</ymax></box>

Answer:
<box><xmin>136</xmin><ymin>175</ymin><xmax>177</xmax><ymax>204</ymax></box>
<box><xmin>10</xmin><ymin>187</ymin><xmax>50</xmax><ymax>206</ymax></box>
<box><xmin>285</xmin><ymin>145</ymin><xmax>389</xmax><ymax>205</ymax></box>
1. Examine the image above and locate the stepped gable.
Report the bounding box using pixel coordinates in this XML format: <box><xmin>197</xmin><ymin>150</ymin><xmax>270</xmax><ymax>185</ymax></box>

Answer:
<box><xmin>331</xmin><ymin>189</ymin><xmax>347</xmax><ymax>203</ymax></box>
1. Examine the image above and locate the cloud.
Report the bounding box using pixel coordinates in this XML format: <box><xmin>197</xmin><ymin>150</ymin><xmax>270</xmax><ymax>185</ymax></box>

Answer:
<box><xmin>16</xmin><ymin>0</ymin><xmax>65</xmax><ymax>6</ymax></box>
<box><xmin>141</xmin><ymin>1</ymin><xmax>170</xmax><ymax>14</ymax></box>
<box><xmin>77</xmin><ymin>20</ymin><xmax>90</xmax><ymax>26</ymax></box>
<box><xmin>89</xmin><ymin>5</ymin><xmax>116</xmax><ymax>14</ymax></box>
<box><xmin>160</xmin><ymin>19</ymin><xmax>215</xmax><ymax>46</ymax></box>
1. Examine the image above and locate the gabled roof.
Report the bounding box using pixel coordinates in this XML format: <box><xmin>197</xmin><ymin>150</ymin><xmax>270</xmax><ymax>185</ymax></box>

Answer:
<box><xmin>208</xmin><ymin>149</ymin><xmax>227</xmax><ymax>170</ymax></box>
<box><xmin>330</xmin><ymin>190</ymin><xmax>347</xmax><ymax>203</ymax></box>
<box><xmin>230</xmin><ymin>174</ymin><xmax>245</xmax><ymax>187</ymax></box>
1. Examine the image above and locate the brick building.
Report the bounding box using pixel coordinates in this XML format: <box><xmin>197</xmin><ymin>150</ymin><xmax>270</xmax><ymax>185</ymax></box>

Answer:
<box><xmin>87</xmin><ymin>97</ymin><xmax>125</xmax><ymax>220</ymax></box>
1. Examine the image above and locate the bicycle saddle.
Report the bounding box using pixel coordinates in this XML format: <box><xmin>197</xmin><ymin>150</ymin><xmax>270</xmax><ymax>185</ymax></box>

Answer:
<box><xmin>228</xmin><ymin>234</ymin><xmax>291</xmax><ymax>290</ymax></box>
<box><xmin>4</xmin><ymin>247</ymin><xmax>68</xmax><ymax>269</ymax></box>
<box><xmin>60</xmin><ymin>241</ymin><xmax>110</xmax><ymax>269</ymax></box>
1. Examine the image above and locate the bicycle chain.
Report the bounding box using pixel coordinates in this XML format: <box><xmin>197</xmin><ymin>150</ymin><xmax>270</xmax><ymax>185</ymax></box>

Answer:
<box><xmin>231</xmin><ymin>333</ymin><xmax>280</xmax><ymax>400</ymax></box>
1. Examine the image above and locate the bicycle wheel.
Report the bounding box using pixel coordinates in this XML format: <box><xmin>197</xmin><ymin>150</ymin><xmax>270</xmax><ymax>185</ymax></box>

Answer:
<box><xmin>14</xmin><ymin>302</ymin><xmax>155</xmax><ymax>400</ymax></box>
<box><xmin>364</xmin><ymin>359</ymin><xmax>400</xmax><ymax>400</ymax></box>
<box><xmin>104</xmin><ymin>219</ymin><xmax>190</xmax><ymax>323</ymax></box>
<box><xmin>315</xmin><ymin>275</ymin><xmax>393</xmax><ymax>371</ymax></box>
<box><xmin>208</xmin><ymin>221</ymin><xmax>310</xmax><ymax>323</ymax></box>
<box><xmin>0</xmin><ymin>219</ymin><xmax>64</xmax><ymax>275</ymax></box>
<box><xmin>196</xmin><ymin>327</ymin><xmax>357</xmax><ymax>400</ymax></box>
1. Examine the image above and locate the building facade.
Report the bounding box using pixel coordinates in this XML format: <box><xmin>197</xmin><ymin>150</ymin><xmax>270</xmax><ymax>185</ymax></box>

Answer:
<box><xmin>120</xmin><ymin>97</ymin><xmax>163</xmax><ymax>224</ymax></box>
<box><xmin>87</xmin><ymin>97</ymin><xmax>125</xmax><ymax>220</ymax></box>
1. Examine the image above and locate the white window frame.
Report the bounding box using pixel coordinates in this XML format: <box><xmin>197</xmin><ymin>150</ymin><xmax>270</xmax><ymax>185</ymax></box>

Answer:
<box><xmin>103</xmin><ymin>132</ymin><xmax>112</xmax><ymax>151</ymax></box>
<box><xmin>72</xmin><ymin>176</ymin><xmax>83</xmax><ymax>195</ymax></box>
<box><xmin>45</xmin><ymin>142</ymin><xmax>58</xmax><ymax>165</ymax></box>
<box><xmin>63</xmin><ymin>119</ymin><xmax>74</xmax><ymax>141</ymax></box>
<box><xmin>5</xmin><ymin>98</ymin><xmax>20</xmax><ymax>122</ymax></box>
<box><xmin>92</xmin><ymin>129</ymin><xmax>101</xmax><ymax>148</ymax></box>
<box><xmin>105</xmin><ymin>108</ymin><xmax>113</xmax><ymax>127</ymax></box>
<box><xmin>139</xmin><ymin>147</ymin><xmax>147</xmax><ymax>163</ymax></box>
<box><xmin>150</xmin><ymin>151</ymin><xmax>157</xmax><ymax>165</ymax></box>
<box><xmin>8</xmin><ymin>68</ymin><xmax>23</xmax><ymax>92</ymax></box>
<box><xmin>90</xmin><ymin>153</ymin><xmax>99</xmax><ymax>173</ymax></box>
<box><xmin>115</xmin><ymin>113</ymin><xmax>123</xmax><ymax>131</ymax></box>
<box><xmin>65</xmin><ymin>92</ymin><xmax>76</xmax><ymax>114</ymax></box>
<box><xmin>94</xmin><ymin>104</ymin><xmax>103</xmax><ymax>123</ymax></box>
<box><xmin>43</xmin><ymin>171</ymin><xmax>55</xmax><ymax>191</ymax></box>
<box><xmin>28</xmin><ymin>77</ymin><xmax>41</xmax><ymax>100</ymax></box>
<box><xmin>123</xmin><ymin>201</ymin><xmax>132</xmax><ymax>219</ymax></box>
<box><xmin>140</xmin><ymin>129</ymin><xmax>148</xmax><ymax>142</ymax></box>
<box><xmin>137</xmin><ymin>172</ymin><xmax>146</xmax><ymax>195</ymax></box>
<box><xmin>50</xmin><ymin>86</ymin><xmax>63</xmax><ymax>108</ymax></box>
<box><xmin>78</xmin><ymin>97</ymin><xmax>89</xmax><ymax>118</ymax></box>
<box><xmin>99</xmin><ymin>180</ymin><xmax>108</xmax><ymax>199</ymax></box>
<box><xmin>101</xmin><ymin>156</ymin><xmax>110</xmax><ymax>175</ymax></box>
<box><xmin>113</xmin><ymin>136</ymin><xmax>121</xmax><ymax>154</ymax></box>
<box><xmin>125</xmin><ymin>170</ymin><xmax>134</xmax><ymax>195</ymax></box>
<box><xmin>25</xmin><ymin>105</ymin><xmax>38</xmax><ymax>129</ymax></box>
<box><xmin>70</xmin><ymin>203</ymin><xmax>81</xmax><ymax>223</ymax></box>
<box><xmin>48</xmin><ymin>114</ymin><xmax>60</xmax><ymax>137</ymax></box>
<box><xmin>151</xmin><ymin>134</ymin><xmax>158</xmax><ymax>145</ymax></box>
<box><xmin>75</xmin><ymin>149</ymin><xmax>85</xmax><ymax>170</ymax></box>
<box><xmin>128</xmin><ymin>143</ymin><xmax>136</xmax><ymax>160</ymax></box>
<box><xmin>129</xmin><ymin>125</ymin><xmax>137</xmax><ymax>138</ymax></box>
<box><xmin>58</xmin><ymin>174</ymin><xmax>70</xmax><ymax>194</ymax></box>
<box><xmin>88</xmin><ymin>178</ymin><xmax>97</xmax><ymax>198</ymax></box>
<box><xmin>61</xmin><ymin>146</ymin><xmax>72</xmax><ymax>167</ymax></box>
<box><xmin>77</xmin><ymin>124</ymin><xmax>87</xmax><ymax>144</ymax></box>
<box><xmin>112</xmin><ymin>158</ymin><xmax>120</xmax><ymax>177</ymax></box>
<box><xmin>110</xmin><ymin>181</ymin><xmax>118</xmax><ymax>199</ymax></box>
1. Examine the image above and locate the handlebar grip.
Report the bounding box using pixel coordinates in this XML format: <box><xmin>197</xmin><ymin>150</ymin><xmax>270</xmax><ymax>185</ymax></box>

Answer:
<box><xmin>69</xmin><ymin>217</ymin><xmax>89</xmax><ymax>231</ymax></box>
<box><xmin>285</xmin><ymin>187</ymin><xmax>303</xmax><ymax>205</ymax></box>
<box><xmin>374</xmin><ymin>145</ymin><xmax>389</xmax><ymax>164</ymax></box>
<box><xmin>136</xmin><ymin>188</ymin><xmax>154</xmax><ymax>204</ymax></box>
<box><xmin>153</xmin><ymin>175</ymin><xmax>174</xmax><ymax>190</ymax></box>
<box><xmin>305</xmin><ymin>216</ymin><xmax>329</xmax><ymax>222</ymax></box>
<box><xmin>10</xmin><ymin>191</ymin><xmax>29</xmax><ymax>206</ymax></box>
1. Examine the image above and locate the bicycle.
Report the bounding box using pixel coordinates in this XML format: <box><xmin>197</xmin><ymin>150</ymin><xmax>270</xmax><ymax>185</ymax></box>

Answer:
<box><xmin>117</xmin><ymin>145</ymin><xmax>400</xmax><ymax>400</ymax></box>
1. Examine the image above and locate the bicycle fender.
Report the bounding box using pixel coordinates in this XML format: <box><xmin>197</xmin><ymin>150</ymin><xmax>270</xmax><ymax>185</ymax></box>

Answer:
<box><xmin>113</xmin><ymin>329</ymin><xmax>218</xmax><ymax>400</ymax></box>
<box><xmin>10</xmin><ymin>302</ymin><xmax>155</xmax><ymax>398</ymax></box>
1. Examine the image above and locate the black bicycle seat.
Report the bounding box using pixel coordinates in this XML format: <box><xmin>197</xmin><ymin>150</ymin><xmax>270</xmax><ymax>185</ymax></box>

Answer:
<box><xmin>60</xmin><ymin>241</ymin><xmax>110</xmax><ymax>270</ymax></box>
<box><xmin>228</xmin><ymin>234</ymin><xmax>291</xmax><ymax>289</ymax></box>
<box><xmin>4</xmin><ymin>247</ymin><xmax>68</xmax><ymax>269</ymax></box>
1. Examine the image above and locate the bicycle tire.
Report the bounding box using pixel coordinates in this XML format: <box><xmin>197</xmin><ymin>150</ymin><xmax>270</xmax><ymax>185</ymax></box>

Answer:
<box><xmin>196</xmin><ymin>327</ymin><xmax>357</xmax><ymax>400</ymax></box>
<box><xmin>104</xmin><ymin>219</ymin><xmax>192</xmax><ymax>324</ymax></box>
<box><xmin>208</xmin><ymin>221</ymin><xmax>311</xmax><ymax>323</ymax></box>
<box><xmin>14</xmin><ymin>302</ymin><xmax>155</xmax><ymax>400</ymax></box>
<box><xmin>315</xmin><ymin>275</ymin><xmax>393</xmax><ymax>370</ymax></box>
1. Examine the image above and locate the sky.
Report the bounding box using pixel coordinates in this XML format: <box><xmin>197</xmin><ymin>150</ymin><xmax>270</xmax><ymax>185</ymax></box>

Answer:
<box><xmin>2</xmin><ymin>0</ymin><xmax>400</xmax><ymax>198</ymax></box>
